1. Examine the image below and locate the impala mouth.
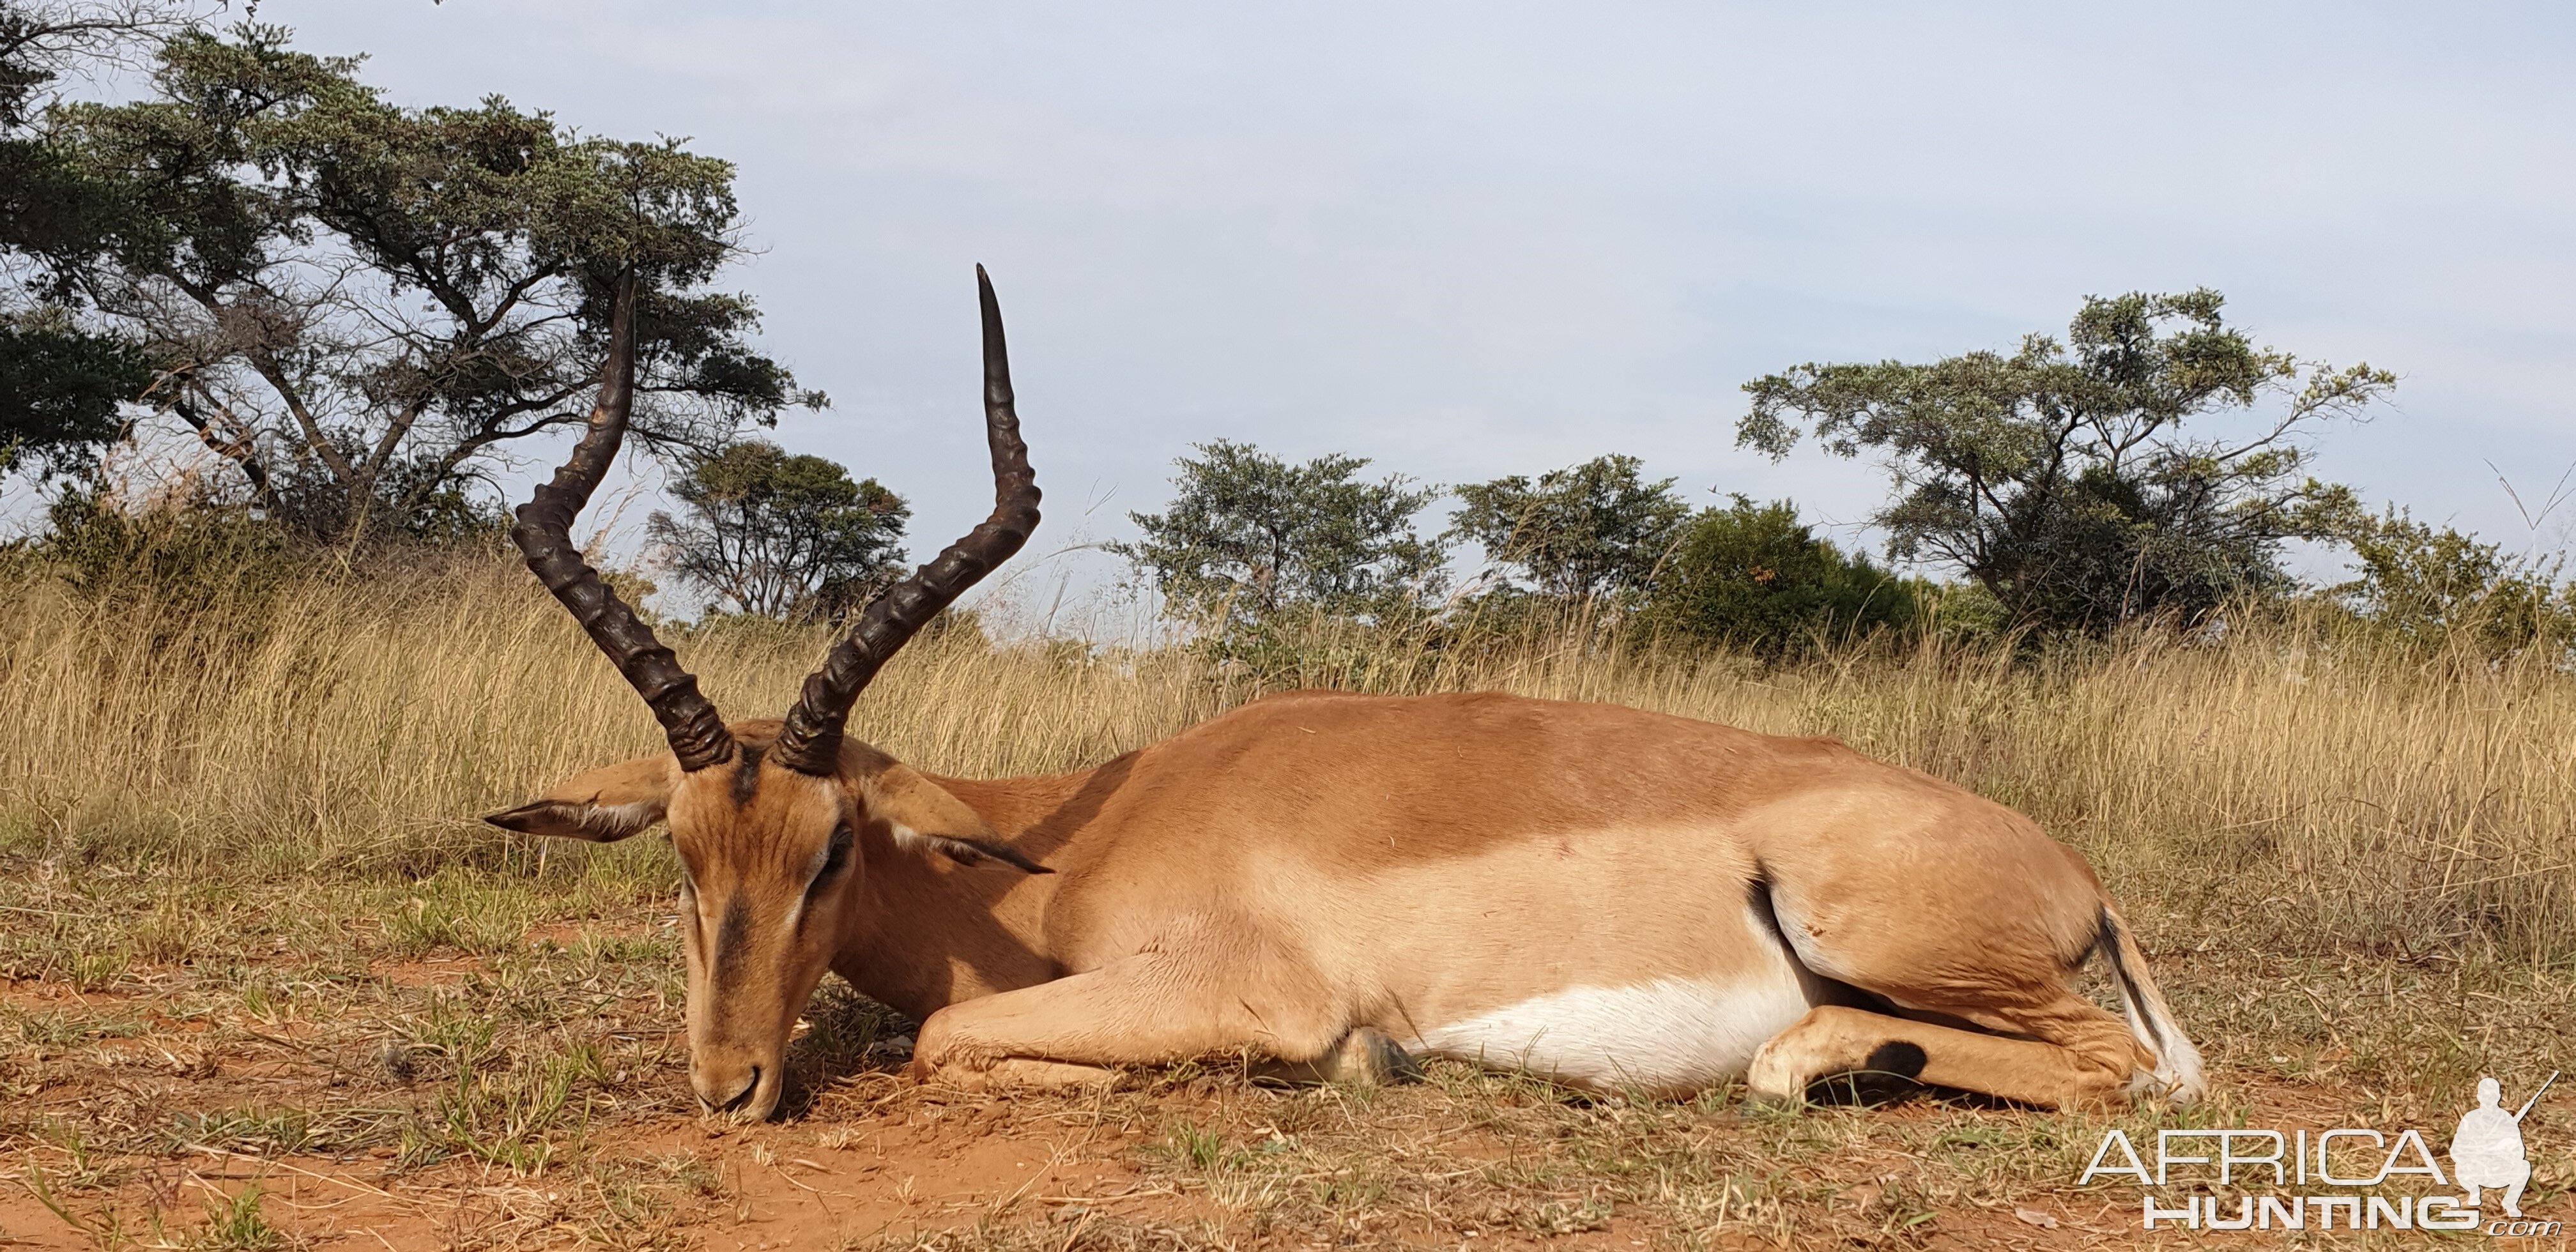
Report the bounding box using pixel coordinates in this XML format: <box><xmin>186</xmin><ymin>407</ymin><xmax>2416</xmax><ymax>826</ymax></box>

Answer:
<box><xmin>721</xmin><ymin>1065</ymin><xmax>763</xmax><ymax>1112</ymax></box>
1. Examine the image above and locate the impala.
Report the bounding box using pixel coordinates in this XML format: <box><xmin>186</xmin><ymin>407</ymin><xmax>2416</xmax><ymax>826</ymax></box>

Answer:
<box><xmin>489</xmin><ymin>268</ymin><xmax>2204</xmax><ymax>1120</ymax></box>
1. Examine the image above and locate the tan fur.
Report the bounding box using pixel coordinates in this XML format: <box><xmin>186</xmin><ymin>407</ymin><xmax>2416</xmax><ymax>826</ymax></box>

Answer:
<box><xmin>494</xmin><ymin>693</ymin><xmax>2204</xmax><ymax>1119</ymax></box>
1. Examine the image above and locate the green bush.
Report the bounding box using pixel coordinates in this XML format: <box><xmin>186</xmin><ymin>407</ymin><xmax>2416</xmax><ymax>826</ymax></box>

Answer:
<box><xmin>1643</xmin><ymin>497</ymin><xmax>1913</xmax><ymax>659</ymax></box>
<box><xmin>29</xmin><ymin>484</ymin><xmax>302</xmax><ymax>609</ymax></box>
<box><xmin>2329</xmin><ymin>509</ymin><xmax>2575</xmax><ymax>658</ymax></box>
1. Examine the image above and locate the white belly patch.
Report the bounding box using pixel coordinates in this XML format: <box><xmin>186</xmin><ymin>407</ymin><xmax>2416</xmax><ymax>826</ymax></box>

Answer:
<box><xmin>1415</xmin><ymin>974</ymin><xmax>1813</xmax><ymax>1094</ymax></box>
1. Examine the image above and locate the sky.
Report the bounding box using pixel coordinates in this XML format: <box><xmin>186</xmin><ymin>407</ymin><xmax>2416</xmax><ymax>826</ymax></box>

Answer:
<box><xmin>69</xmin><ymin>3</ymin><xmax>2576</xmax><ymax>604</ymax></box>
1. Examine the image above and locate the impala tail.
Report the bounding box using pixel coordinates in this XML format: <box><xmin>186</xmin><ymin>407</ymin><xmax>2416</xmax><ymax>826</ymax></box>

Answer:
<box><xmin>2096</xmin><ymin>904</ymin><xmax>2205</xmax><ymax>1104</ymax></box>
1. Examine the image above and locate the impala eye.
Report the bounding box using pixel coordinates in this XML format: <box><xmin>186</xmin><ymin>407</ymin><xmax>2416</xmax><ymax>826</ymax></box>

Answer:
<box><xmin>813</xmin><ymin>824</ymin><xmax>854</xmax><ymax>885</ymax></box>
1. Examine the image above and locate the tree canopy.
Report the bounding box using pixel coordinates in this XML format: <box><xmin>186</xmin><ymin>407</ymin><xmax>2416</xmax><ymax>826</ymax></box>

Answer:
<box><xmin>0</xmin><ymin>310</ymin><xmax>146</xmax><ymax>476</ymax></box>
<box><xmin>1449</xmin><ymin>454</ymin><xmax>1689</xmax><ymax>602</ymax></box>
<box><xmin>1108</xmin><ymin>439</ymin><xmax>1447</xmax><ymax>630</ymax></box>
<box><xmin>647</xmin><ymin>440</ymin><xmax>908</xmax><ymax>620</ymax></box>
<box><xmin>1738</xmin><ymin>289</ymin><xmax>2392</xmax><ymax>635</ymax></box>
<box><xmin>29</xmin><ymin>22</ymin><xmax>819</xmax><ymax>539</ymax></box>
<box><xmin>0</xmin><ymin>1</ymin><xmax>165</xmax><ymax>479</ymax></box>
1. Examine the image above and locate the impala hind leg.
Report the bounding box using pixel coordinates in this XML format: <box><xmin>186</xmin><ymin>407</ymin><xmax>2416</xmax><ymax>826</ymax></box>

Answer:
<box><xmin>907</xmin><ymin>947</ymin><xmax>1348</xmax><ymax>1090</ymax></box>
<box><xmin>1745</xmin><ymin>999</ymin><xmax>2139</xmax><ymax>1110</ymax></box>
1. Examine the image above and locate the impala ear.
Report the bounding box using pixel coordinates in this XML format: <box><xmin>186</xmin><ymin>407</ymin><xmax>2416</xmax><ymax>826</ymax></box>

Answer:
<box><xmin>855</xmin><ymin>760</ymin><xmax>1050</xmax><ymax>874</ymax></box>
<box><xmin>484</xmin><ymin>754</ymin><xmax>680</xmax><ymax>843</ymax></box>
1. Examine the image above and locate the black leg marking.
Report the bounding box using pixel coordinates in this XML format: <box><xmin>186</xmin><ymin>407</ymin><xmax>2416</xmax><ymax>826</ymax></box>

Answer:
<box><xmin>1863</xmin><ymin>1040</ymin><xmax>1928</xmax><ymax>1080</ymax></box>
<box><xmin>1805</xmin><ymin>1040</ymin><xmax>1931</xmax><ymax>1106</ymax></box>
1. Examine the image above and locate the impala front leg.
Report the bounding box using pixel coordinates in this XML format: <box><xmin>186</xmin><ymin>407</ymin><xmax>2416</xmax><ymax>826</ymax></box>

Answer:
<box><xmin>908</xmin><ymin>947</ymin><xmax>1346</xmax><ymax>1089</ymax></box>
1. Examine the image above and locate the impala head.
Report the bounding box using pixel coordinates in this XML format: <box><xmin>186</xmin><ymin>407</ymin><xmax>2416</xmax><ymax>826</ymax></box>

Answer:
<box><xmin>484</xmin><ymin>268</ymin><xmax>1041</xmax><ymax>1120</ymax></box>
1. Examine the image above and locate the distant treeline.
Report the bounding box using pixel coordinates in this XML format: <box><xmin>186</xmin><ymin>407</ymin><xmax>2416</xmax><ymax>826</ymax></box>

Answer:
<box><xmin>5</xmin><ymin>11</ymin><xmax>2569</xmax><ymax>664</ymax></box>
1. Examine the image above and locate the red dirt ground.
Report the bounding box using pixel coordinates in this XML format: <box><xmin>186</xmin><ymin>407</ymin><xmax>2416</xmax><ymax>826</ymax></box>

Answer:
<box><xmin>3</xmin><ymin>952</ymin><xmax>2564</xmax><ymax>1249</ymax></box>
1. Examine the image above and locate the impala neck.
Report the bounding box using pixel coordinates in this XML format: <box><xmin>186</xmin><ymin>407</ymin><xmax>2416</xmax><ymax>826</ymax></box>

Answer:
<box><xmin>828</xmin><ymin>767</ymin><xmax>1098</xmax><ymax>1023</ymax></box>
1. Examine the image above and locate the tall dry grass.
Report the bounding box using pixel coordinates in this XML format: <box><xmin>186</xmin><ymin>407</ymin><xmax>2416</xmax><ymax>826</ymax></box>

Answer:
<box><xmin>2</xmin><ymin>554</ymin><xmax>2570</xmax><ymax>965</ymax></box>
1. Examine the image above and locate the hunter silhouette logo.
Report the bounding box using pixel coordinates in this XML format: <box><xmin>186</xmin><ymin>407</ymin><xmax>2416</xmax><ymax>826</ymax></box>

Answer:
<box><xmin>2452</xmin><ymin>1072</ymin><xmax>2550</xmax><ymax>1219</ymax></box>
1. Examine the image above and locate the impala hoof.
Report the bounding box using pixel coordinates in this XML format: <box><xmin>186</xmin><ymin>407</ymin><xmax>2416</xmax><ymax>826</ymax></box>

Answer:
<box><xmin>1252</xmin><ymin>1028</ymin><xmax>1421</xmax><ymax>1088</ymax></box>
<box><xmin>1349</xmin><ymin>1028</ymin><xmax>1422</xmax><ymax>1086</ymax></box>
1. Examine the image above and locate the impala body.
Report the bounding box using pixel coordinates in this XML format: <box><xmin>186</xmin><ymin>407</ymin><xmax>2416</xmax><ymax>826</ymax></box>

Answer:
<box><xmin>491</xmin><ymin>270</ymin><xmax>2204</xmax><ymax>1121</ymax></box>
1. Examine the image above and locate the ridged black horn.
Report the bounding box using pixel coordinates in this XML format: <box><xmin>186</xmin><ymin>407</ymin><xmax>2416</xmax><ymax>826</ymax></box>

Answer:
<box><xmin>772</xmin><ymin>266</ymin><xmax>1039</xmax><ymax>775</ymax></box>
<box><xmin>510</xmin><ymin>273</ymin><xmax>735</xmax><ymax>772</ymax></box>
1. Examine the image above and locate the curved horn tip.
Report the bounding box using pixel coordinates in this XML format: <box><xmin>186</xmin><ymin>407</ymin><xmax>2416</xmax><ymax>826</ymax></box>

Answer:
<box><xmin>770</xmin><ymin>263</ymin><xmax>1032</xmax><ymax>763</ymax></box>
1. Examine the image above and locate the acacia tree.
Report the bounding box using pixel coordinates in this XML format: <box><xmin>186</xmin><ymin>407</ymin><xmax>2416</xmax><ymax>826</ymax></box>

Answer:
<box><xmin>647</xmin><ymin>440</ymin><xmax>908</xmax><ymax>620</ymax></box>
<box><xmin>1738</xmin><ymin>289</ymin><xmax>2392</xmax><ymax>634</ymax></box>
<box><xmin>1109</xmin><ymin>439</ymin><xmax>1447</xmax><ymax>630</ymax></box>
<box><xmin>39</xmin><ymin>24</ymin><xmax>819</xmax><ymax>540</ymax></box>
<box><xmin>1448</xmin><ymin>454</ymin><xmax>1688</xmax><ymax>602</ymax></box>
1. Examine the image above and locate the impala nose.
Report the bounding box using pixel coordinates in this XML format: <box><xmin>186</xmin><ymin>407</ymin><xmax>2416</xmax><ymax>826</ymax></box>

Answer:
<box><xmin>691</xmin><ymin>1061</ymin><xmax>764</xmax><ymax>1115</ymax></box>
